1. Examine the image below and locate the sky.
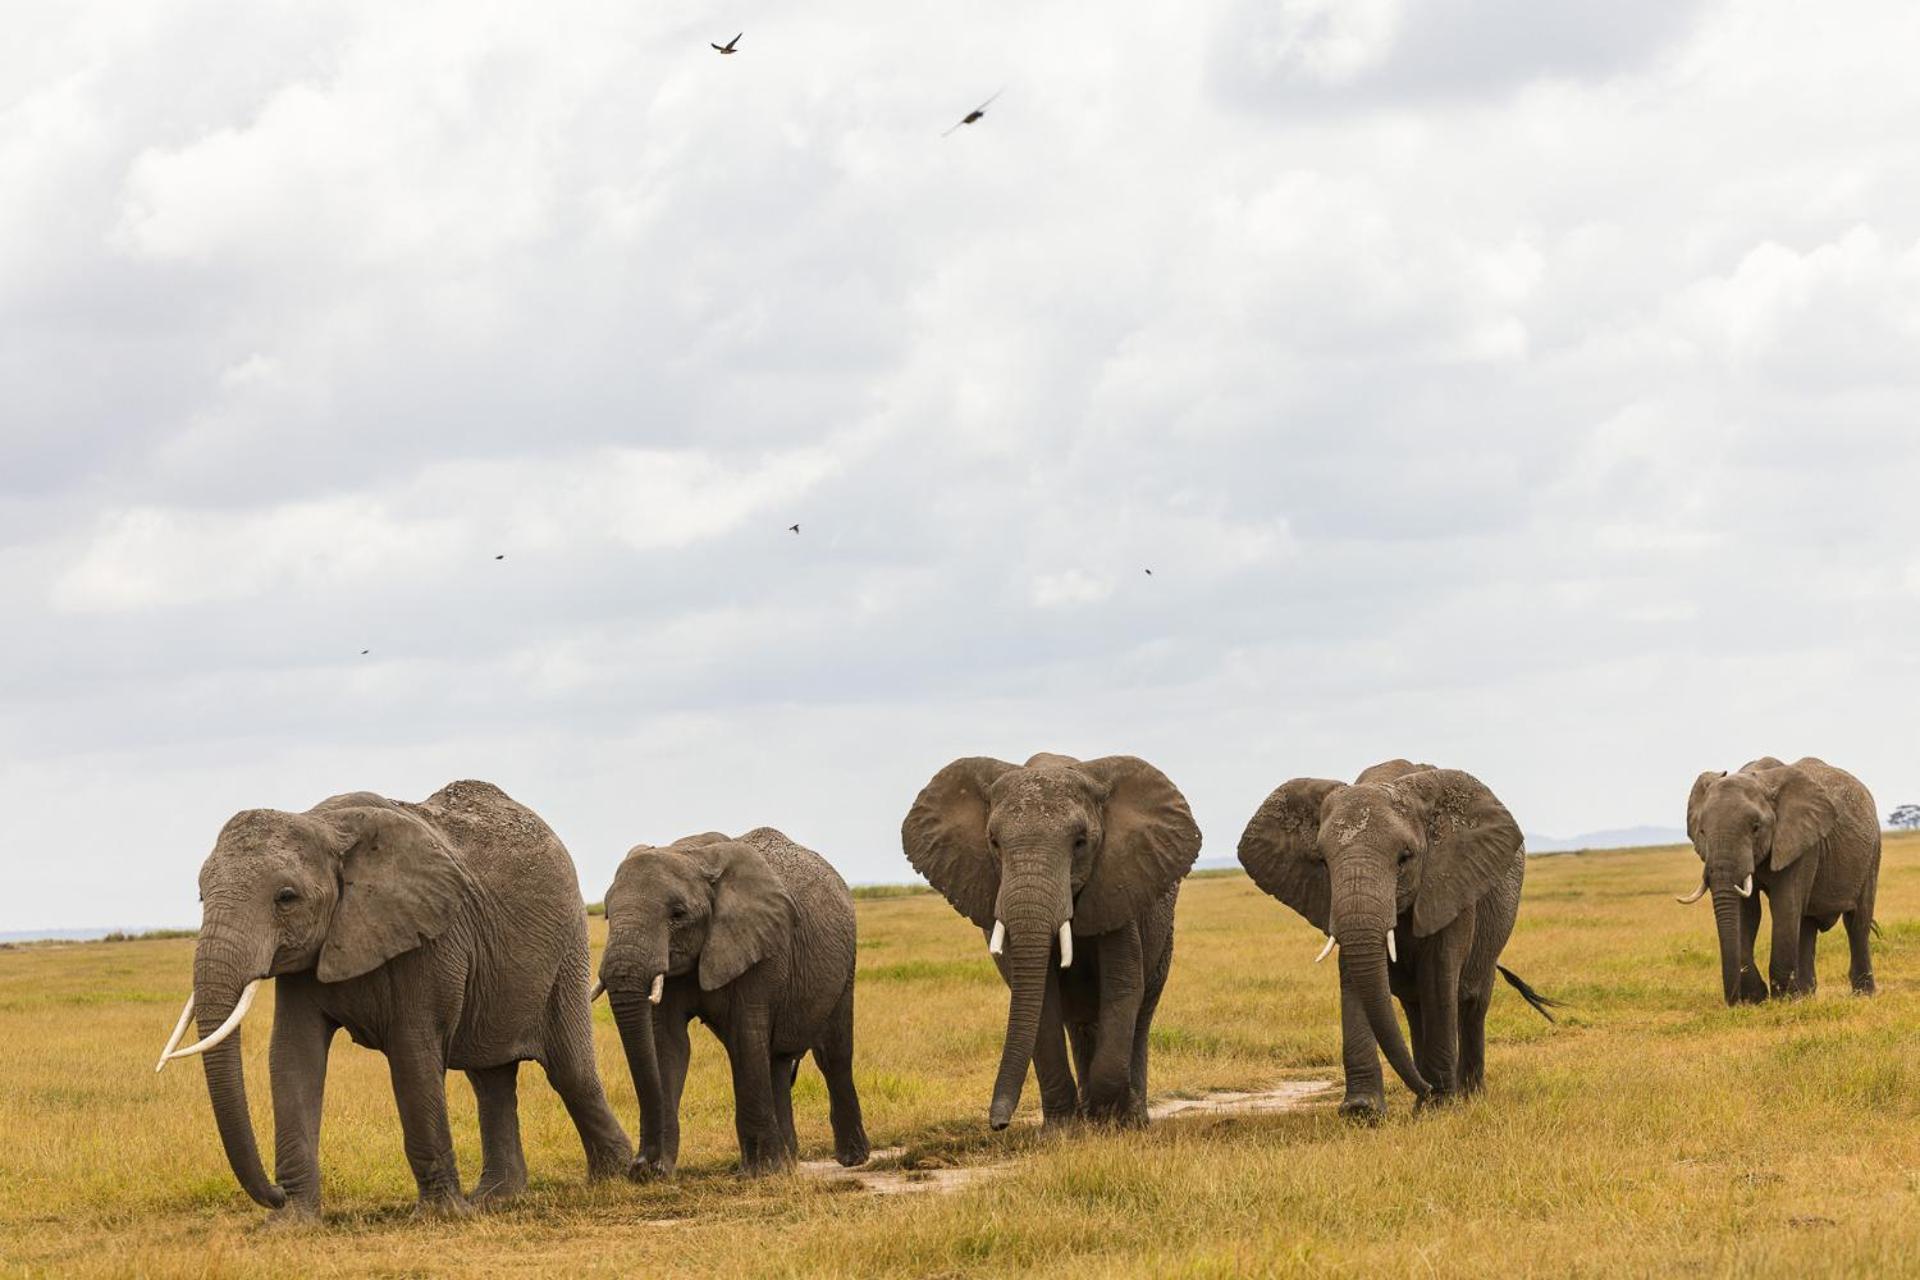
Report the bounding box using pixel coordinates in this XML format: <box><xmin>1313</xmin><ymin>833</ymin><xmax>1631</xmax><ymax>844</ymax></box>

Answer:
<box><xmin>4</xmin><ymin>0</ymin><xmax>1919</xmax><ymax>931</ymax></box>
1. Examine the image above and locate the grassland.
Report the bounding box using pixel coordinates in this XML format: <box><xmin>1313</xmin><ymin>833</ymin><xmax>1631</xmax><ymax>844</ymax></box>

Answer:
<box><xmin>5</xmin><ymin>836</ymin><xmax>1920</xmax><ymax>1278</ymax></box>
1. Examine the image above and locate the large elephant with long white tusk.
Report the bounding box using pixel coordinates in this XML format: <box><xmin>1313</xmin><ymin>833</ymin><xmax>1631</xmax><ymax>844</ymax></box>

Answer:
<box><xmin>1238</xmin><ymin>760</ymin><xmax>1557</xmax><ymax>1120</ymax></box>
<box><xmin>1681</xmin><ymin>757</ymin><xmax>1881</xmax><ymax>1005</ymax></box>
<box><xmin>903</xmin><ymin>753</ymin><xmax>1201</xmax><ymax>1129</ymax></box>
<box><xmin>157</xmin><ymin>781</ymin><xmax>631</xmax><ymax>1220</ymax></box>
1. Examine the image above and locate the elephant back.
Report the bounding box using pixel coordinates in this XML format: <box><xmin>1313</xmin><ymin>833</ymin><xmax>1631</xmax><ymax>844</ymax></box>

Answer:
<box><xmin>407</xmin><ymin>780</ymin><xmax>582</xmax><ymax>904</ymax></box>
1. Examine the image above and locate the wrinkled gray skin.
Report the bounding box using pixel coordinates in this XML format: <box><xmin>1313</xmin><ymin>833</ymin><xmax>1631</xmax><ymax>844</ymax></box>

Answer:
<box><xmin>1239</xmin><ymin>761</ymin><xmax>1529</xmax><ymax>1120</ymax></box>
<box><xmin>904</xmin><ymin>753</ymin><xmax>1202</xmax><ymax>1129</ymax></box>
<box><xmin>600</xmin><ymin>829</ymin><xmax>868</xmax><ymax>1178</ymax></box>
<box><xmin>185</xmin><ymin>781</ymin><xmax>630</xmax><ymax>1221</ymax></box>
<box><xmin>1684</xmin><ymin>757</ymin><xmax>1880</xmax><ymax>1005</ymax></box>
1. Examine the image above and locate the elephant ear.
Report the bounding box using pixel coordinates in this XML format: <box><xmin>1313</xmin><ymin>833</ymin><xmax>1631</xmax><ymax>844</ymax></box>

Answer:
<box><xmin>1762</xmin><ymin>765</ymin><xmax>1836</xmax><ymax>871</ymax></box>
<box><xmin>1686</xmin><ymin>771</ymin><xmax>1724</xmax><ymax>852</ymax></box>
<box><xmin>902</xmin><ymin>757</ymin><xmax>1015</xmax><ymax>927</ymax></box>
<box><xmin>1237</xmin><ymin>778</ymin><xmax>1344</xmax><ymax>933</ymax></box>
<box><xmin>1402</xmin><ymin>769</ymin><xmax>1523</xmax><ymax>938</ymax></box>
<box><xmin>318</xmin><ymin>807</ymin><xmax>466</xmax><ymax>983</ymax></box>
<box><xmin>695</xmin><ymin>841</ymin><xmax>795</xmax><ymax>989</ymax></box>
<box><xmin>1074</xmin><ymin>757</ymin><xmax>1202</xmax><ymax>933</ymax></box>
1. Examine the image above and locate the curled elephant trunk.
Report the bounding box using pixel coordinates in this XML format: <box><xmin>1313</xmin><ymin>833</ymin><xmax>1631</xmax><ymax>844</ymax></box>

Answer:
<box><xmin>608</xmin><ymin>986</ymin><xmax>666</xmax><ymax>1170</ymax></box>
<box><xmin>190</xmin><ymin>935</ymin><xmax>285</xmax><ymax>1209</ymax></box>
<box><xmin>988</xmin><ymin>915</ymin><xmax>1056</xmax><ymax>1130</ymax></box>
<box><xmin>1339</xmin><ymin>934</ymin><xmax>1430</xmax><ymax>1100</ymax></box>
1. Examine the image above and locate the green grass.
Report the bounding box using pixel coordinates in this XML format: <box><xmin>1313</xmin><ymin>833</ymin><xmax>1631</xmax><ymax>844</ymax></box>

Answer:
<box><xmin>3</xmin><ymin>835</ymin><xmax>1918</xmax><ymax>1277</ymax></box>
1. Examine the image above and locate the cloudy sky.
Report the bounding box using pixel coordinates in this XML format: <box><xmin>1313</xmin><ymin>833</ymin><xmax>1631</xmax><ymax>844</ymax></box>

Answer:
<box><xmin>4</xmin><ymin>0</ymin><xmax>1919</xmax><ymax>931</ymax></box>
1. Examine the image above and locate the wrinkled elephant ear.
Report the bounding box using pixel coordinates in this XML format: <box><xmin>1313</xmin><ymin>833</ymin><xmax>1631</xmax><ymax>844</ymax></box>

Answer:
<box><xmin>1686</xmin><ymin>771</ymin><xmax>1725</xmax><ymax>851</ymax></box>
<box><xmin>1761</xmin><ymin>765</ymin><xmax>1836</xmax><ymax>871</ymax></box>
<box><xmin>902</xmin><ymin>757</ymin><xmax>1015</xmax><ymax>927</ymax></box>
<box><xmin>317</xmin><ymin>807</ymin><xmax>466</xmax><ymax>983</ymax></box>
<box><xmin>1073</xmin><ymin>757</ymin><xmax>1202</xmax><ymax>934</ymax></box>
<box><xmin>1237</xmin><ymin>778</ymin><xmax>1343</xmax><ymax>933</ymax></box>
<box><xmin>1401</xmin><ymin>769</ymin><xmax>1524</xmax><ymax>939</ymax></box>
<box><xmin>694</xmin><ymin>841</ymin><xmax>796</xmax><ymax>989</ymax></box>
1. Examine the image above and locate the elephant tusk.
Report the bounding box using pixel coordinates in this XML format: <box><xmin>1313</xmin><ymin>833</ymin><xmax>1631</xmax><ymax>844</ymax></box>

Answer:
<box><xmin>1676</xmin><ymin>880</ymin><xmax>1707</xmax><ymax>904</ymax></box>
<box><xmin>648</xmin><ymin>973</ymin><xmax>665</xmax><ymax>1005</ymax></box>
<box><xmin>589</xmin><ymin>980</ymin><xmax>605</xmax><ymax>1002</ymax></box>
<box><xmin>988</xmin><ymin>920</ymin><xmax>1006</xmax><ymax>957</ymax></box>
<box><xmin>1058</xmin><ymin>922</ymin><xmax>1073</xmax><ymax>969</ymax></box>
<box><xmin>1387</xmin><ymin>929</ymin><xmax>1398</xmax><ymax>964</ymax></box>
<box><xmin>1737</xmin><ymin>875</ymin><xmax>1753</xmax><ymax>899</ymax></box>
<box><xmin>1314</xmin><ymin>934</ymin><xmax>1336</xmax><ymax>963</ymax></box>
<box><xmin>160</xmin><ymin>979</ymin><xmax>263</xmax><ymax>1066</ymax></box>
<box><xmin>154</xmin><ymin>992</ymin><xmax>196</xmax><ymax>1072</ymax></box>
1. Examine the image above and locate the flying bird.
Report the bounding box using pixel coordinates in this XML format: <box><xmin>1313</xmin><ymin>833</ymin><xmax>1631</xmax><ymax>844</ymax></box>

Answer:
<box><xmin>360</xmin><ymin>649</ymin><xmax>370</xmax><ymax>655</ymax></box>
<box><xmin>942</xmin><ymin>88</ymin><xmax>1003</xmax><ymax>137</ymax></box>
<box><xmin>712</xmin><ymin>32</ymin><xmax>741</xmax><ymax>54</ymax></box>
<box><xmin>494</xmin><ymin>554</ymin><xmax>504</xmax><ymax>560</ymax></box>
<box><xmin>788</xmin><ymin>523</ymin><xmax>800</xmax><ymax>534</ymax></box>
<box><xmin>1144</xmin><ymin>569</ymin><xmax>1153</xmax><ymax>576</ymax></box>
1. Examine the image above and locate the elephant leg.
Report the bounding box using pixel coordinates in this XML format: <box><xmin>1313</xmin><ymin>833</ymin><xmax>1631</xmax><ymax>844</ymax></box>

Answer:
<box><xmin>1337</xmin><ymin>980</ymin><xmax>1385</xmax><ymax>1120</ymax></box>
<box><xmin>540</xmin><ymin>1004</ymin><xmax>632</xmax><ymax>1180</ymax></box>
<box><xmin>1033</xmin><ymin>967</ymin><xmax>1081</xmax><ymax>1124</ymax></box>
<box><xmin>1127</xmin><ymin>976</ymin><xmax>1165</xmax><ymax>1123</ymax></box>
<box><xmin>1844</xmin><ymin>908</ymin><xmax>1876</xmax><ymax>995</ymax></box>
<box><xmin>1086</xmin><ymin>927</ymin><xmax>1144</xmax><ymax>1124</ymax></box>
<box><xmin>1768</xmin><ymin>888</ymin><xmax>1807</xmax><ymax>999</ymax></box>
<box><xmin>1736</xmin><ymin>891</ymin><xmax>1767</xmax><ymax>1003</ymax></box>
<box><xmin>386</xmin><ymin>1039</ymin><xmax>466</xmax><ymax>1213</ymax></box>
<box><xmin>467</xmin><ymin>1063</ymin><xmax>527</xmax><ymax>1203</ymax></box>
<box><xmin>769</xmin><ymin>1052</ymin><xmax>799</xmax><ymax>1160</ymax></box>
<box><xmin>1414</xmin><ymin>952</ymin><xmax>1462</xmax><ymax>1104</ymax></box>
<box><xmin>813</xmin><ymin>985</ymin><xmax>870</xmax><ymax>1166</ymax></box>
<box><xmin>650</xmin><ymin>1012</ymin><xmax>693</xmax><ymax>1177</ymax></box>
<box><xmin>1796</xmin><ymin>919</ymin><xmax>1820</xmax><ymax>997</ymax></box>
<box><xmin>724</xmin><ymin>1006</ymin><xmax>788</xmax><ymax>1174</ymax></box>
<box><xmin>1457</xmin><ymin>988</ymin><xmax>1489</xmax><ymax>1096</ymax></box>
<box><xmin>267</xmin><ymin>982</ymin><xmax>334</xmax><ymax>1219</ymax></box>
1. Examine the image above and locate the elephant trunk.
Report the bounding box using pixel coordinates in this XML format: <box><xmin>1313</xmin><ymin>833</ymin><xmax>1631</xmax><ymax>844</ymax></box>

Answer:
<box><xmin>1710</xmin><ymin>887</ymin><xmax>1746</xmax><ymax>1007</ymax></box>
<box><xmin>608</xmin><ymin>989</ymin><xmax>665</xmax><ymax>1166</ymax></box>
<box><xmin>191</xmin><ymin>929</ymin><xmax>285</xmax><ymax>1209</ymax></box>
<box><xmin>988</xmin><ymin>863</ymin><xmax>1067</xmax><ymax>1130</ymax></box>
<box><xmin>1338</xmin><ymin>933</ymin><xmax>1430</xmax><ymax>1100</ymax></box>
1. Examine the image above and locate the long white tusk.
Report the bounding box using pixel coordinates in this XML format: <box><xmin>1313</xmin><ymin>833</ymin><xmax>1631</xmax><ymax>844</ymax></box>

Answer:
<box><xmin>1314</xmin><ymin>934</ymin><xmax>1336</xmax><ymax>963</ymax></box>
<box><xmin>1737</xmin><ymin>874</ymin><xmax>1753</xmax><ymax>899</ymax></box>
<box><xmin>1058</xmin><ymin>922</ymin><xmax>1073</xmax><ymax>969</ymax></box>
<box><xmin>154</xmin><ymin>992</ymin><xmax>196</xmax><ymax>1073</ymax></box>
<box><xmin>589</xmin><ymin>980</ymin><xmax>605</xmax><ymax>1002</ymax></box>
<box><xmin>648</xmin><ymin>973</ymin><xmax>665</xmax><ymax>1004</ymax></box>
<box><xmin>1676</xmin><ymin>880</ymin><xmax>1708</xmax><ymax>905</ymax></box>
<box><xmin>1387</xmin><ymin>929</ymin><xmax>1398</xmax><ymax>963</ymax></box>
<box><xmin>160</xmin><ymin>979</ymin><xmax>263</xmax><ymax>1066</ymax></box>
<box><xmin>988</xmin><ymin>920</ymin><xmax>1006</xmax><ymax>957</ymax></box>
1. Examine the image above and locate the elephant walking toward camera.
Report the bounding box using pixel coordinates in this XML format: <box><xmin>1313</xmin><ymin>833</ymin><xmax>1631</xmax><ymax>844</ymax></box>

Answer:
<box><xmin>1238</xmin><ymin>761</ymin><xmax>1555</xmax><ymax>1119</ymax></box>
<box><xmin>155</xmin><ymin>781</ymin><xmax>631</xmax><ymax>1220</ymax></box>
<box><xmin>904</xmin><ymin>753</ymin><xmax>1202</xmax><ymax>1129</ymax></box>
<box><xmin>1680</xmin><ymin>757</ymin><xmax>1880</xmax><ymax>1005</ymax></box>
<box><xmin>597</xmin><ymin>829</ymin><xmax>868</xmax><ymax>1178</ymax></box>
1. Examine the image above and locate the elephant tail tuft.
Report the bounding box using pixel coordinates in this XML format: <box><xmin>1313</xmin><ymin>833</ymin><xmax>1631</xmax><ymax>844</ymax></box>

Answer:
<box><xmin>1497</xmin><ymin>964</ymin><xmax>1561</xmax><ymax>1023</ymax></box>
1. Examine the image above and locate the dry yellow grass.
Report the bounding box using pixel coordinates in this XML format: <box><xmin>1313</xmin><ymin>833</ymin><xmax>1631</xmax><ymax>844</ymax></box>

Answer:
<box><xmin>5</xmin><ymin>835</ymin><xmax>1920</xmax><ymax>1277</ymax></box>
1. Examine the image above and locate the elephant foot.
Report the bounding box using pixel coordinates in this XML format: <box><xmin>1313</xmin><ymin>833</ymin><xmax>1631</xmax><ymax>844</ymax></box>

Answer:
<box><xmin>1414</xmin><ymin>1090</ymin><xmax>1458</xmax><ymax>1113</ymax></box>
<box><xmin>471</xmin><ymin>1172</ymin><xmax>527</xmax><ymax>1206</ymax></box>
<box><xmin>585</xmin><ymin>1142</ymin><xmax>633</xmax><ymax>1181</ymax></box>
<box><xmin>1338</xmin><ymin>1095</ymin><xmax>1385</xmax><ymax>1124</ymax></box>
<box><xmin>1852</xmin><ymin>974</ymin><xmax>1877</xmax><ymax>996</ymax></box>
<box><xmin>834</xmin><ymin>1134</ymin><xmax>871</xmax><ymax>1168</ymax></box>
<box><xmin>628</xmin><ymin>1156</ymin><xmax>675</xmax><ymax>1183</ymax></box>
<box><xmin>413</xmin><ymin>1192</ymin><xmax>474</xmax><ymax>1220</ymax></box>
<box><xmin>254</xmin><ymin>1203</ymin><xmax>321</xmax><ymax>1233</ymax></box>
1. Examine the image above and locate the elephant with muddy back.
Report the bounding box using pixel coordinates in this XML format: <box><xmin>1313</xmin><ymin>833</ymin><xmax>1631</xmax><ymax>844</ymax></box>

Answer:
<box><xmin>1238</xmin><ymin>760</ymin><xmax>1557</xmax><ymax>1119</ymax></box>
<box><xmin>1680</xmin><ymin>756</ymin><xmax>1880</xmax><ymax>1004</ymax></box>
<box><xmin>155</xmin><ymin>781</ymin><xmax>630</xmax><ymax>1220</ymax></box>
<box><xmin>903</xmin><ymin>753</ymin><xmax>1201</xmax><ymax>1129</ymax></box>
<box><xmin>596</xmin><ymin>828</ymin><xmax>869</xmax><ymax>1178</ymax></box>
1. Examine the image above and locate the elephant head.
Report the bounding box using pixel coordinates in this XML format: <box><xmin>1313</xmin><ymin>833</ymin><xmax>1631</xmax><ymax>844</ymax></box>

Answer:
<box><xmin>599</xmin><ymin>834</ymin><xmax>795</xmax><ymax>1175</ymax></box>
<box><xmin>1683</xmin><ymin>760</ymin><xmax>1836</xmax><ymax>1004</ymax></box>
<box><xmin>156</xmin><ymin>797</ymin><xmax>467</xmax><ymax>1208</ymax></box>
<box><xmin>902</xmin><ymin>753</ymin><xmax>1200</xmax><ymax>1128</ymax></box>
<box><xmin>1238</xmin><ymin>767</ymin><xmax>1521</xmax><ymax>1102</ymax></box>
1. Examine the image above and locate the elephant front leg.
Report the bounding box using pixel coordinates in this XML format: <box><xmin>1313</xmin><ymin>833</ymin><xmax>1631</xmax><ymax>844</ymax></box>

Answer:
<box><xmin>267</xmin><ymin>983</ymin><xmax>334</xmax><ymax>1221</ymax></box>
<box><xmin>1767</xmin><ymin>885</ymin><xmax>1809</xmax><ymax>999</ymax></box>
<box><xmin>632</xmin><ymin>1011</ymin><xmax>691</xmax><ymax>1180</ymax></box>
<box><xmin>386</xmin><ymin>1039</ymin><xmax>468</xmax><ymax>1214</ymax></box>
<box><xmin>724</xmin><ymin>1006</ymin><xmax>790</xmax><ymax>1175</ymax></box>
<box><xmin>1337</xmin><ymin>982</ymin><xmax>1385</xmax><ymax>1121</ymax></box>
<box><xmin>467</xmin><ymin>1063</ymin><xmax>527</xmax><ymax>1203</ymax></box>
<box><xmin>1033</xmin><ymin>968</ymin><xmax>1082</xmax><ymax>1125</ymax></box>
<box><xmin>1085</xmin><ymin>927</ymin><xmax>1144</xmax><ymax>1124</ymax></box>
<box><xmin>1413</xmin><ymin>944</ymin><xmax>1463</xmax><ymax>1106</ymax></box>
<box><xmin>1736</xmin><ymin>891</ymin><xmax>1767</xmax><ymax>1003</ymax></box>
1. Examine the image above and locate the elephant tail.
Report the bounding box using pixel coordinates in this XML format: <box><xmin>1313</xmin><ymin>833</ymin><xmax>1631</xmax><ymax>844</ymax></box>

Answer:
<box><xmin>1497</xmin><ymin>964</ymin><xmax>1561</xmax><ymax>1023</ymax></box>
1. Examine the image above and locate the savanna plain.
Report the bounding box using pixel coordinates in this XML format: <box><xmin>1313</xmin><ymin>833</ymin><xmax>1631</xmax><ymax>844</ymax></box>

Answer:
<box><xmin>5</xmin><ymin>836</ymin><xmax>1920</xmax><ymax>1278</ymax></box>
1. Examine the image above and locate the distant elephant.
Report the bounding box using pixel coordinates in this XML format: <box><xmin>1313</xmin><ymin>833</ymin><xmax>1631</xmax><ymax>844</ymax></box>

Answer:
<box><xmin>1238</xmin><ymin>760</ymin><xmax>1554</xmax><ymax>1119</ymax></box>
<box><xmin>1680</xmin><ymin>756</ymin><xmax>1880</xmax><ymax>1004</ymax></box>
<box><xmin>597</xmin><ymin>828</ymin><xmax>868</xmax><ymax>1178</ymax></box>
<box><xmin>154</xmin><ymin>781</ymin><xmax>631</xmax><ymax>1219</ymax></box>
<box><xmin>903</xmin><ymin>753</ymin><xmax>1202</xmax><ymax>1129</ymax></box>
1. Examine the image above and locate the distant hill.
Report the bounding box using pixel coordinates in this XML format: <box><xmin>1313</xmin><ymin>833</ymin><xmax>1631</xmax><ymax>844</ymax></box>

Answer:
<box><xmin>1524</xmin><ymin>826</ymin><xmax>1687</xmax><ymax>854</ymax></box>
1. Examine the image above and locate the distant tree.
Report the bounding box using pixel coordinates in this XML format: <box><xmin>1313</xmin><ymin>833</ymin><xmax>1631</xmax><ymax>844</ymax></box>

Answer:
<box><xmin>1890</xmin><ymin>804</ymin><xmax>1920</xmax><ymax>831</ymax></box>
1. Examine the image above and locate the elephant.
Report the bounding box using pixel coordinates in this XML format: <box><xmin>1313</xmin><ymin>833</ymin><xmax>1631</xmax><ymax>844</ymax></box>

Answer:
<box><xmin>903</xmin><ymin>753</ymin><xmax>1202</xmax><ymax>1129</ymax></box>
<box><xmin>1238</xmin><ymin>760</ymin><xmax>1555</xmax><ymax>1119</ymax></box>
<box><xmin>154</xmin><ymin>781</ymin><xmax>631</xmax><ymax>1220</ymax></box>
<box><xmin>596</xmin><ymin>828</ymin><xmax>869</xmax><ymax>1178</ymax></box>
<box><xmin>1680</xmin><ymin>756</ymin><xmax>1880</xmax><ymax>1004</ymax></box>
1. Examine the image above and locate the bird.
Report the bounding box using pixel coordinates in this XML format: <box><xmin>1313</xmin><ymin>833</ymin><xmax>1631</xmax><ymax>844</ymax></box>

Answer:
<box><xmin>942</xmin><ymin>88</ymin><xmax>1003</xmax><ymax>137</ymax></box>
<box><xmin>360</xmin><ymin>649</ymin><xmax>370</xmax><ymax>655</ymax></box>
<box><xmin>788</xmin><ymin>523</ymin><xmax>800</xmax><ymax>534</ymax></box>
<box><xmin>712</xmin><ymin>32</ymin><xmax>741</xmax><ymax>54</ymax></box>
<box><xmin>494</xmin><ymin>554</ymin><xmax>504</xmax><ymax>560</ymax></box>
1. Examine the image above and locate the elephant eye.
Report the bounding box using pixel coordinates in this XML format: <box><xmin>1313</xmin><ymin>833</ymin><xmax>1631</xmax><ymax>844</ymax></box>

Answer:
<box><xmin>668</xmin><ymin>904</ymin><xmax>687</xmax><ymax>922</ymax></box>
<box><xmin>1398</xmin><ymin>848</ymin><xmax>1415</xmax><ymax>863</ymax></box>
<box><xmin>274</xmin><ymin>887</ymin><xmax>298</xmax><ymax>905</ymax></box>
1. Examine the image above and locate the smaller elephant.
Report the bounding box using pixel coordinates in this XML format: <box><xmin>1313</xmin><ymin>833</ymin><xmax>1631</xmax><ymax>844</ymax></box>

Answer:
<box><xmin>1680</xmin><ymin>756</ymin><xmax>1880</xmax><ymax>1004</ymax></box>
<box><xmin>598</xmin><ymin>828</ymin><xmax>869</xmax><ymax>1177</ymax></box>
<box><xmin>1239</xmin><ymin>760</ymin><xmax>1555</xmax><ymax>1119</ymax></box>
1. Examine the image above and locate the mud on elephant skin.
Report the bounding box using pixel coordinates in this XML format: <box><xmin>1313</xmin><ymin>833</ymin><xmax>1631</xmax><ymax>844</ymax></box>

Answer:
<box><xmin>597</xmin><ymin>828</ymin><xmax>868</xmax><ymax>1179</ymax></box>
<box><xmin>1681</xmin><ymin>757</ymin><xmax>1881</xmax><ymax>1005</ymax></box>
<box><xmin>903</xmin><ymin>752</ymin><xmax>1202</xmax><ymax>1129</ymax></box>
<box><xmin>156</xmin><ymin>781</ymin><xmax>631</xmax><ymax>1221</ymax></box>
<box><xmin>1239</xmin><ymin>760</ymin><xmax>1555</xmax><ymax>1120</ymax></box>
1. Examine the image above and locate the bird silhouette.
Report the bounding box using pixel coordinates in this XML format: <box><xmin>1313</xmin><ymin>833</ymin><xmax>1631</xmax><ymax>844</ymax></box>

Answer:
<box><xmin>360</xmin><ymin>649</ymin><xmax>370</xmax><ymax>655</ymax></box>
<box><xmin>494</xmin><ymin>554</ymin><xmax>504</xmax><ymax>560</ymax></box>
<box><xmin>942</xmin><ymin>88</ymin><xmax>1003</xmax><ymax>137</ymax></box>
<box><xmin>712</xmin><ymin>32</ymin><xmax>741</xmax><ymax>54</ymax></box>
<box><xmin>788</xmin><ymin>523</ymin><xmax>800</xmax><ymax>534</ymax></box>
<box><xmin>1144</xmin><ymin>569</ymin><xmax>1153</xmax><ymax>576</ymax></box>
